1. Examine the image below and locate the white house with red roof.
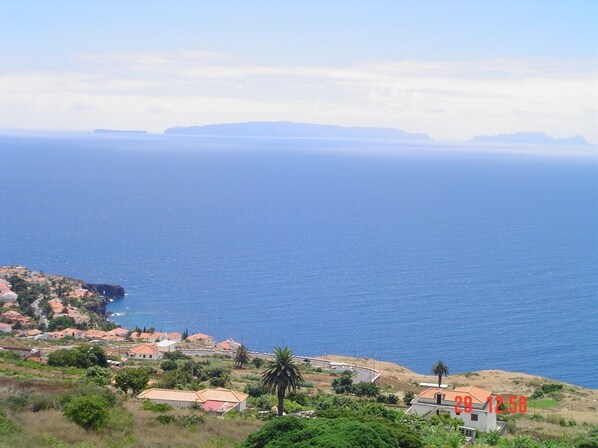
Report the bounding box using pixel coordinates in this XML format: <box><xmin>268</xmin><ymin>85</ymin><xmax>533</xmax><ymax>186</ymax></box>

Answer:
<box><xmin>407</xmin><ymin>386</ymin><xmax>503</xmax><ymax>433</ymax></box>
<box><xmin>137</xmin><ymin>388</ymin><xmax>248</xmax><ymax>414</ymax></box>
<box><xmin>127</xmin><ymin>344</ymin><xmax>163</xmax><ymax>360</ymax></box>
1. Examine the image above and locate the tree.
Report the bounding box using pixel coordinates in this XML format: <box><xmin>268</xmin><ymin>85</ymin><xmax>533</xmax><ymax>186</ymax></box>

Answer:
<box><xmin>353</xmin><ymin>382</ymin><xmax>380</xmax><ymax>397</ymax></box>
<box><xmin>114</xmin><ymin>368</ymin><xmax>150</xmax><ymax>395</ymax></box>
<box><xmin>235</xmin><ymin>344</ymin><xmax>250</xmax><ymax>368</ymax></box>
<box><xmin>251</xmin><ymin>357</ymin><xmax>264</xmax><ymax>368</ymax></box>
<box><xmin>48</xmin><ymin>316</ymin><xmax>76</xmax><ymax>331</ymax></box>
<box><xmin>261</xmin><ymin>346</ymin><xmax>304</xmax><ymax>416</ymax></box>
<box><xmin>160</xmin><ymin>359</ymin><xmax>178</xmax><ymax>371</ymax></box>
<box><xmin>85</xmin><ymin>366</ymin><xmax>112</xmax><ymax>386</ymax></box>
<box><xmin>431</xmin><ymin>361</ymin><xmax>449</xmax><ymax>387</ymax></box>
<box><xmin>63</xmin><ymin>395</ymin><xmax>109</xmax><ymax>430</ymax></box>
<box><xmin>403</xmin><ymin>391</ymin><xmax>415</xmax><ymax>406</ymax></box>
<box><xmin>332</xmin><ymin>371</ymin><xmax>355</xmax><ymax>394</ymax></box>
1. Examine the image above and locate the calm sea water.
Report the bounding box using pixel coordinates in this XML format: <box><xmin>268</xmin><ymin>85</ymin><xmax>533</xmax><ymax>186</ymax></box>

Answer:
<box><xmin>1</xmin><ymin>133</ymin><xmax>597</xmax><ymax>388</ymax></box>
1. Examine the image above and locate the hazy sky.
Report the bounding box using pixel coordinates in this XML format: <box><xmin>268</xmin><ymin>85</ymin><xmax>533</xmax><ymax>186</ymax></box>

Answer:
<box><xmin>1</xmin><ymin>1</ymin><xmax>597</xmax><ymax>141</ymax></box>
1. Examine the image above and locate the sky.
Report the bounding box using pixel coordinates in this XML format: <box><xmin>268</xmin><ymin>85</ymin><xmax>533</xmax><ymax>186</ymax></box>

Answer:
<box><xmin>0</xmin><ymin>1</ymin><xmax>597</xmax><ymax>142</ymax></box>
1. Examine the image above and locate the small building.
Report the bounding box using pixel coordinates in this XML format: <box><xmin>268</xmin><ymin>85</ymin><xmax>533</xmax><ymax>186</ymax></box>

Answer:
<box><xmin>156</xmin><ymin>339</ymin><xmax>178</xmax><ymax>353</ymax></box>
<box><xmin>0</xmin><ymin>279</ymin><xmax>17</xmax><ymax>302</ymax></box>
<box><xmin>185</xmin><ymin>333</ymin><xmax>215</xmax><ymax>347</ymax></box>
<box><xmin>0</xmin><ymin>322</ymin><xmax>12</xmax><ymax>333</ymax></box>
<box><xmin>407</xmin><ymin>386</ymin><xmax>502</xmax><ymax>433</ymax></box>
<box><xmin>127</xmin><ymin>344</ymin><xmax>163</xmax><ymax>360</ymax></box>
<box><xmin>109</xmin><ymin>327</ymin><xmax>129</xmax><ymax>337</ymax></box>
<box><xmin>137</xmin><ymin>388</ymin><xmax>249</xmax><ymax>414</ymax></box>
<box><xmin>166</xmin><ymin>332</ymin><xmax>182</xmax><ymax>342</ymax></box>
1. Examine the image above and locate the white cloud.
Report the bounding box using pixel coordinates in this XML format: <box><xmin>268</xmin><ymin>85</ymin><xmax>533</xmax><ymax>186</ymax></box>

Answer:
<box><xmin>0</xmin><ymin>52</ymin><xmax>596</xmax><ymax>142</ymax></box>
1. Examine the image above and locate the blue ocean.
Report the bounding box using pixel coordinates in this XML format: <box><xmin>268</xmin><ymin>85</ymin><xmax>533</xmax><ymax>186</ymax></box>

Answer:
<box><xmin>1</xmin><ymin>133</ymin><xmax>597</xmax><ymax>388</ymax></box>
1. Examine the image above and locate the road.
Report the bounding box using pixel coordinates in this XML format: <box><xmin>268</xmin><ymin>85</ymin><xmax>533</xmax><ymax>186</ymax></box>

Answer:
<box><xmin>31</xmin><ymin>297</ymin><xmax>49</xmax><ymax>328</ymax></box>
<box><xmin>180</xmin><ymin>349</ymin><xmax>380</xmax><ymax>384</ymax></box>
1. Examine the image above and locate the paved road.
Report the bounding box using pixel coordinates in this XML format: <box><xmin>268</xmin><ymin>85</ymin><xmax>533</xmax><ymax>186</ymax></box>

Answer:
<box><xmin>180</xmin><ymin>349</ymin><xmax>380</xmax><ymax>384</ymax></box>
<box><xmin>31</xmin><ymin>297</ymin><xmax>48</xmax><ymax>328</ymax></box>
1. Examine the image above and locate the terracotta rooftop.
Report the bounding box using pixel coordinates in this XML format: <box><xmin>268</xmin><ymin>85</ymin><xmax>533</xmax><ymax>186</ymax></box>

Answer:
<box><xmin>417</xmin><ymin>386</ymin><xmax>492</xmax><ymax>404</ymax></box>
<box><xmin>128</xmin><ymin>344</ymin><xmax>162</xmax><ymax>356</ymax></box>
<box><xmin>137</xmin><ymin>389</ymin><xmax>201</xmax><ymax>403</ymax></box>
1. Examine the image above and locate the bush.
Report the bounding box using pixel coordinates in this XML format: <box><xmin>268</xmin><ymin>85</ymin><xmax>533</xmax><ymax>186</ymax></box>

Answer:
<box><xmin>63</xmin><ymin>395</ymin><xmax>110</xmax><ymax>430</ymax></box>
<box><xmin>115</xmin><ymin>368</ymin><xmax>150</xmax><ymax>395</ymax></box>
<box><xmin>160</xmin><ymin>359</ymin><xmax>178</xmax><ymax>371</ymax></box>
<box><xmin>353</xmin><ymin>381</ymin><xmax>380</xmax><ymax>397</ymax></box>
<box><xmin>242</xmin><ymin>416</ymin><xmax>422</xmax><ymax>448</ymax></box>
<box><xmin>48</xmin><ymin>346</ymin><xmax>108</xmax><ymax>368</ymax></box>
<box><xmin>28</xmin><ymin>394</ymin><xmax>57</xmax><ymax>412</ymax></box>
<box><xmin>251</xmin><ymin>358</ymin><xmax>264</xmax><ymax>368</ymax></box>
<box><xmin>403</xmin><ymin>391</ymin><xmax>415</xmax><ymax>406</ymax></box>
<box><xmin>85</xmin><ymin>366</ymin><xmax>112</xmax><ymax>386</ymax></box>
<box><xmin>156</xmin><ymin>414</ymin><xmax>176</xmax><ymax>425</ymax></box>
<box><xmin>142</xmin><ymin>400</ymin><xmax>173</xmax><ymax>412</ymax></box>
<box><xmin>244</xmin><ymin>382</ymin><xmax>267</xmax><ymax>398</ymax></box>
<box><xmin>386</xmin><ymin>394</ymin><xmax>399</xmax><ymax>405</ymax></box>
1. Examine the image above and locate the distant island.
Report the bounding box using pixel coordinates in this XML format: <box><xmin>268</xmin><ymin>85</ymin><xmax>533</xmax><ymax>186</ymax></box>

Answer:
<box><xmin>164</xmin><ymin>121</ymin><xmax>431</xmax><ymax>141</ymax></box>
<box><xmin>470</xmin><ymin>132</ymin><xmax>588</xmax><ymax>145</ymax></box>
<box><xmin>94</xmin><ymin>129</ymin><xmax>148</xmax><ymax>135</ymax></box>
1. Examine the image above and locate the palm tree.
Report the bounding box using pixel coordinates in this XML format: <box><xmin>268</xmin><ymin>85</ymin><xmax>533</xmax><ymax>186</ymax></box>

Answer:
<box><xmin>432</xmin><ymin>360</ymin><xmax>449</xmax><ymax>387</ymax></box>
<box><xmin>234</xmin><ymin>344</ymin><xmax>249</xmax><ymax>368</ymax></box>
<box><xmin>261</xmin><ymin>346</ymin><xmax>304</xmax><ymax>416</ymax></box>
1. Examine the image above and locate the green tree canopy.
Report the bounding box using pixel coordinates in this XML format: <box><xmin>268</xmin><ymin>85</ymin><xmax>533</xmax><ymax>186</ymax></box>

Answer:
<box><xmin>261</xmin><ymin>346</ymin><xmax>304</xmax><ymax>416</ymax></box>
<box><xmin>431</xmin><ymin>361</ymin><xmax>449</xmax><ymax>387</ymax></box>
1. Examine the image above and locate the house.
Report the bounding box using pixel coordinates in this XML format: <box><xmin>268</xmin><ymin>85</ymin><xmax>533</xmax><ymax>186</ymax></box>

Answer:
<box><xmin>109</xmin><ymin>327</ymin><xmax>129</xmax><ymax>337</ymax></box>
<box><xmin>127</xmin><ymin>344</ymin><xmax>163</xmax><ymax>360</ymax></box>
<box><xmin>0</xmin><ymin>279</ymin><xmax>17</xmax><ymax>302</ymax></box>
<box><xmin>0</xmin><ymin>322</ymin><xmax>12</xmax><ymax>333</ymax></box>
<box><xmin>131</xmin><ymin>331</ymin><xmax>166</xmax><ymax>342</ymax></box>
<box><xmin>407</xmin><ymin>386</ymin><xmax>503</xmax><ymax>433</ymax></box>
<box><xmin>25</xmin><ymin>329</ymin><xmax>42</xmax><ymax>338</ymax></box>
<box><xmin>48</xmin><ymin>299</ymin><xmax>65</xmax><ymax>313</ymax></box>
<box><xmin>137</xmin><ymin>388</ymin><xmax>249</xmax><ymax>414</ymax></box>
<box><xmin>156</xmin><ymin>339</ymin><xmax>178</xmax><ymax>353</ymax></box>
<box><xmin>184</xmin><ymin>333</ymin><xmax>215</xmax><ymax>347</ymax></box>
<box><xmin>217</xmin><ymin>338</ymin><xmax>240</xmax><ymax>352</ymax></box>
<box><xmin>165</xmin><ymin>332</ymin><xmax>182</xmax><ymax>342</ymax></box>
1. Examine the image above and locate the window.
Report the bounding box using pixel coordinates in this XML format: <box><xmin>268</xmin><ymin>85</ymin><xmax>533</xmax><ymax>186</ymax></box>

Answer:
<box><xmin>471</xmin><ymin>414</ymin><xmax>478</xmax><ymax>421</ymax></box>
<box><xmin>436</xmin><ymin>394</ymin><xmax>442</xmax><ymax>404</ymax></box>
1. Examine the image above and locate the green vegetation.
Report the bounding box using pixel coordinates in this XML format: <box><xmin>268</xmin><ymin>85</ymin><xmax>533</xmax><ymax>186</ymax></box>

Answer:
<box><xmin>431</xmin><ymin>360</ymin><xmax>449</xmax><ymax>387</ymax></box>
<box><xmin>63</xmin><ymin>395</ymin><xmax>110</xmax><ymax>430</ymax></box>
<box><xmin>47</xmin><ymin>346</ymin><xmax>108</xmax><ymax>368</ymax></box>
<box><xmin>403</xmin><ymin>391</ymin><xmax>415</xmax><ymax>406</ymax></box>
<box><xmin>235</xmin><ymin>344</ymin><xmax>250</xmax><ymax>368</ymax></box>
<box><xmin>141</xmin><ymin>400</ymin><xmax>173</xmax><ymax>413</ymax></box>
<box><xmin>114</xmin><ymin>368</ymin><xmax>150</xmax><ymax>395</ymax></box>
<box><xmin>243</xmin><ymin>416</ymin><xmax>422</xmax><ymax>448</ymax></box>
<box><xmin>261</xmin><ymin>346</ymin><xmax>305</xmax><ymax>416</ymax></box>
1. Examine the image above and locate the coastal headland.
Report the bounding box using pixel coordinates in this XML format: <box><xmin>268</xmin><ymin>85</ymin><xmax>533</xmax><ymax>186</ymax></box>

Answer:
<box><xmin>1</xmin><ymin>265</ymin><xmax>597</xmax><ymax>446</ymax></box>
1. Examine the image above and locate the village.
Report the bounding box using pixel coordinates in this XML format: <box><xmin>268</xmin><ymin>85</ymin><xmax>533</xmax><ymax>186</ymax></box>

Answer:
<box><xmin>1</xmin><ymin>266</ymin><xmax>597</xmax><ymax>447</ymax></box>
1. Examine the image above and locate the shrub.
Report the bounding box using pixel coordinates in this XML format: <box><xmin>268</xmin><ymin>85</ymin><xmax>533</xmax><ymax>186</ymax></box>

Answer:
<box><xmin>160</xmin><ymin>359</ymin><xmax>178</xmax><ymax>371</ymax></box>
<box><xmin>63</xmin><ymin>395</ymin><xmax>110</xmax><ymax>430</ymax></box>
<box><xmin>48</xmin><ymin>346</ymin><xmax>107</xmax><ymax>368</ymax></box>
<box><xmin>142</xmin><ymin>400</ymin><xmax>173</xmax><ymax>412</ymax></box>
<box><xmin>251</xmin><ymin>358</ymin><xmax>264</xmax><ymax>368</ymax></box>
<box><xmin>115</xmin><ymin>368</ymin><xmax>150</xmax><ymax>395</ymax></box>
<box><xmin>85</xmin><ymin>366</ymin><xmax>112</xmax><ymax>386</ymax></box>
<box><xmin>156</xmin><ymin>414</ymin><xmax>176</xmax><ymax>425</ymax></box>
<box><xmin>28</xmin><ymin>394</ymin><xmax>57</xmax><ymax>412</ymax></box>
<box><xmin>244</xmin><ymin>382</ymin><xmax>267</xmax><ymax>398</ymax></box>
<box><xmin>403</xmin><ymin>391</ymin><xmax>415</xmax><ymax>406</ymax></box>
<box><xmin>353</xmin><ymin>381</ymin><xmax>380</xmax><ymax>397</ymax></box>
<box><xmin>386</xmin><ymin>394</ymin><xmax>398</xmax><ymax>405</ymax></box>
